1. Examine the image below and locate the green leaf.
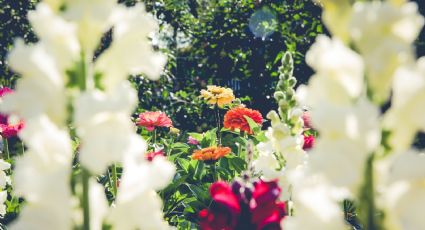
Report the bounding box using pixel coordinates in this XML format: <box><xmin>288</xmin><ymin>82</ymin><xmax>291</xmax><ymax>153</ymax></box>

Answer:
<box><xmin>177</xmin><ymin>158</ymin><xmax>190</xmax><ymax>173</ymax></box>
<box><xmin>193</xmin><ymin>161</ymin><xmax>205</xmax><ymax>180</ymax></box>
<box><xmin>244</xmin><ymin>115</ymin><xmax>261</xmax><ymax>134</ymax></box>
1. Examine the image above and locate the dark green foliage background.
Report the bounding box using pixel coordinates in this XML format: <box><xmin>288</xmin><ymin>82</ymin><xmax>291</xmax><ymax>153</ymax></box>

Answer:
<box><xmin>1</xmin><ymin>0</ymin><xmax>424</xmax><ymax>132</ymax></box>
<box><xmin>129</xmin><ymin>0</ymin><xmax>324</xmax><ymax>132</ymax></box>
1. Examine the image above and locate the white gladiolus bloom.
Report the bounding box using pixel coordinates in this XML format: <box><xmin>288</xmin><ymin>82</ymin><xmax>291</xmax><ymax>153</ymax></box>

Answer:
<box><xmin>29</xmin><ymin>3</ymin><xmax>80</xmax><ymax>70</ymax></box>
<box><xmin>4</xmin><ymin>0</ymin><xmax>173</xmax><ymax>228</ymax></box>
<box><xmin>63</xmin><ymin>0</ymin><xmax>118</xmax><ymax>53</ymax></box>
<box><xmin>12</xmin><ymin>130</ymin><xmax>71</xmax><ymax>204</ymax></box>
<box><xmin>350</xmin><ymin>1</ymin><xmax>424</xmax><ymax>52</ymax></box>
<box><xmin>95</xmin><ymin>4</ymin><xmax>166</xmax><ymax>89</ymax></box>
<box><xmin>349</xmin><ymin>1</ymin><xmax>424</xmax><ymax>103</ymax></box>
<box><xmin>0</xmin><ymin>160</ymin><xmax>10</xmax><ymax>217</ymax></box>
<box><xmin>308</xmin><ymin>139</ymin><xmax>368</xmax><ymax>193</ymax></box>
<box><xmin>253</xmin><ymin>109</ymin><xmax>307</xmax><ymax>201</ymax></box>
<box><xmin>2</xmin><ymin>40</ymin><xmax>67</xmax><ymax>125</ymax></box>
<box><xmin>314</xmin><ymin>0</ymin><xmax>352</xmax><ymax>42</ymax></box>
<box><xmin>108</xmin><ymin>153</ymin><xmax>175</xmax><ymax>229</ymax></box>
<box><xmin>0</xmin><ymin>191</ymin><xmax>6</xmax><ymax>216</ymax></box>
<box><xmin>108</xmin><ymin>190</ymin><xmax>172</xmax><ymax>230</ymax></box>
<box><xmin>10</xmin><ymin>116</ymin><xmax>73</xmax><ymax>229</ymax></box>
<box><xmin>43</xmin><ymin>0</ymin><xmax>64</xmax><ymax>12</ymax></box>
<box><xmin>306</xmin><ymin>35</ymin><xmax>364</xmax><ymax>102</ymax></box>
<box><xmin>79</xmin><ymin>119</ymin><xmax>144</xmax><ymax>175</ymax></box>
<box><xmin>0</xmin><ymin>159</ymin><xmax>11</xmax><ymax>189</ymax></box>
<box><xmin>253</xmin><ymin>143</ymin><xmax>281</xmax><ymax>179</ymax></box>
<box><xmin>283</xmin><ymin>174</ymin><xmax>349</xmax><ymax>230</ymax></box>
<box><xmin>9</xmin><ymin>201</ymin><xmax>72</xmax><ymax>230</ymax></box>
<box><xmin>307</xmin><ymin>97</ymin><xmax>380</xmax><ymax>193</ymax></box>
<box><xmin>383</xmin><ymin>150</ymin><xmax>425</xmax><ymax>230</ymax></box>
<box><xmin>75</xmin><ymin>82</ymin><xmax>142</xmax><ymax>174</ymax></box>
<box><xmin>312</xmin><ymin>98</ymin><xmax>381</xmax><ymax>147</ymax></box>
<box><xmin>74</xmin><ymin>82</ymin><xmax>138</xmax><ymax>128</ymax></box>
<box><xmin>384</xmin><ymin>58</ymin><xmax>425</xmax><ymax>151</ymax></box>
<box><xmin>89</xmin><ymin>179</ymin><xmax>108</xmax><ymax>230</ymax></box>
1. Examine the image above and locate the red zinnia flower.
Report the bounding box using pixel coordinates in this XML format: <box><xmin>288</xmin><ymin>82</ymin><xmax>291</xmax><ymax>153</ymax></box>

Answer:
<box><xmin>136</xmin><ymin>111</ymin><xmax>173</xmax><ymax>131</ymax></box>
<box><xmin>199</xmin><ymin>180</ymin><xmax>287</xmax><ymax>230</ymax></box>
<box><xmin>199</xmin><ymin>182</ymin><xmax>241</xmax><ymax>230</ymax></box>
<box><xmin>303</xmin><ymin>134</ymin><xmax>315</xmax><ymax>150</ymax></box>
<box><xmin>145</xmin><ymin>149</ymin><xmax>165</xmax><ymax>161</ymax></box>
<box><xmin>223</xmin><ymin>107</ymin><xmax>263</xmax><ymax>134</ymax></box>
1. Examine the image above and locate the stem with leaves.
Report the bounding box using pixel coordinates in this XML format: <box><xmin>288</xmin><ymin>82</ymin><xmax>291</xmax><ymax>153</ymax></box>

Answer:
<box><xmin>2</xmin><ymin>138</ymin><xmax>10</xmax><ymax>161</ymax></box>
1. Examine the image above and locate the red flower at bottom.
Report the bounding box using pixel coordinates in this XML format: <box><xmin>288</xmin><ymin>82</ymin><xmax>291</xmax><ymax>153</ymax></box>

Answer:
<box><xmin>199</xmin><ymin>180</ymin><xmax>286</xmax><ymax>230</ymax></box>
<box><xmin>303</xmin><ymin>134</ymin><xmax>315</xmax><ymax>150</ymax></box>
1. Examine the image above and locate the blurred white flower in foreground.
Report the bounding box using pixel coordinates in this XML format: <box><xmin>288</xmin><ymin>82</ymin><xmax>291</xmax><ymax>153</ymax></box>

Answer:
<box><xmin>350</xmin><ymin>1</ymin><xmax>424</xmax><ymax>103</ymax></box>
<box><xmin>10</xmin><ymin>116</ymin><xmax>73</xmax><ymax>230</ymax></box>
<box><xmin>283</xmin><ymin>172</ymin><xmax>349</xmax><ymax>230</ymax></box>
<box><xmin>384</xmin><ymin>57</ymin><xmax>425</xmax><ymax>151</ymax></box>
<box><xmin>108</xmin><ymin>152</ymin><xmax>175</xmax><ymax>230</ymax></box>
<box><xmin>95</xmin><ymin>4</ymin><xmax>167</xmax><ymax>89</ymax></box>
<box><xmin>383</xmin><ymin>150</ymin><xmax>425</xmax><ymax>230</ymax></box>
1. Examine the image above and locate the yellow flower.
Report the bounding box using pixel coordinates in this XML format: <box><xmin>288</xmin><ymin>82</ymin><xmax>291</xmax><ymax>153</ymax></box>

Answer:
<box><xmin>200</xmin><ymin>85</ymin><xmax>235</xmax><ymax>108</ymax></box>
<box><xmin>169</xmin><ymin>127</ymin><xmax>180</xmax><ymax>135</ymax></box>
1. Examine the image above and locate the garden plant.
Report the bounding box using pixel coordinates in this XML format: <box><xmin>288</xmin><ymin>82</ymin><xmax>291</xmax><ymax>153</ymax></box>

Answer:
<box><xmin>0</xmin><ymin>0</ymin><xmax>425</xmax><ymax>230</ymax></box>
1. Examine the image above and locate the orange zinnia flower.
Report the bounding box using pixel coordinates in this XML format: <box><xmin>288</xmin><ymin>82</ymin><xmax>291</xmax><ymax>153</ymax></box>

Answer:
<box><xmin>136</xmin><ymin>111</ymin><xmax>173</xmax><ymax>131</ymax></box>
<box><xmin>223</xmin><ymin>107</ymin><xmax>263</xmax><ymax>134</ymax></box>
<box><xmin>192</xmin><ymin>146</ymin><xmax>232</xmax><ymax>161</ymax></box>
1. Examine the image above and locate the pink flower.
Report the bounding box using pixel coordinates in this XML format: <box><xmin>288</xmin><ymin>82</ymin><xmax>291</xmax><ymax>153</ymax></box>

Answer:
<box><xmin>187</xmin><ymin>136</ymin><xmax>199</xmax><ymax>145</ymax></box>
<box><xmin>303</xmin><ymin>134</ymin><xmax>315</xmax><ymax>150</ymax></box>
<box><xmin>136</xmin><ymin>111</ymin><xmax>173</xmax><ymax>131</ymax></box>
<box><xmin>0</xmin><ymin>87</ymin><xmax>24</xmax><ymax>138</ymax></box>
<box><xmin>0</xmin><ymin>87</ymin><xmax>13</xmax><ymax>97</ymax></box>
<box><xmin>145</xmin><ymin>149</ymin><xmax>165</xmax><ymax>161</ymax></box>
<box><xmin>302</xmin><ymin>111</ymin><xmax>312</xmax><ymax>130</ymax></box>
<box><xmin>0</xmin><ymin>121</ymin><xmax>25</xmax><ymax>139</ymax></box>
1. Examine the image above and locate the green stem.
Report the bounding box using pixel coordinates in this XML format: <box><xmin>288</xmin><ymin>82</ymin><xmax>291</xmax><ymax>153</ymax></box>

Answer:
<box><xmin>81</xmin><ymin>168</ymin><xmax>90</xmax><ymax>230</ymax></box>
<box><xmin>111</xmin><ymin>164</ymin><xmax>118</xmax><ymax>198</ymax></box>
<box><xmin>359</xmin><ymin>154</ymin><xmax>380</xmax><ymax>230</ymax></box>
<box><xmin>21</xmin><ymin>141</ymin><xmax>25</xmax><ymax>156</ymax></box>
<box><xmin>3</xmin><ymin>138</ymin><xmax>10</xmax><ymax>161</ymax></box>
<box><xmin>153</xmin><ymin>129</ymin><xmax>157</xmax><ymax>145</ymax></box>
<box><xmin>212</xmin><ymin>163</ymin><xmax>218</xmax><ymax>182</ymax></box>
<box><xmin>215</xmin><ymin>106</ymin><xmax>221</xmax><ymax>145</ymax></box>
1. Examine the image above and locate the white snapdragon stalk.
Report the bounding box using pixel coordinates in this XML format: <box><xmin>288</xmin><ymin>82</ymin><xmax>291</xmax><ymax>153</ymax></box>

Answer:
<box><xmin>285</xmin><ymin>0</ymin><xmax>425</xmax><ymax>229</ymax></box>
<box><xmin>1</xmin><ymin>1</ymin><xmax>173</xmax><ymax>229</ymax></box>
<box><xmin>62</xmin><ymin>0</ymin><xmax>118</xmax><ymax>54</ymax></box>
<box><xmin>0</xmin><ymin>159</ymin><xmax>11</xmax><ymax>217</ymax></box>
<box><xmin>0</xmin><ymin>3</ymin><xmax>76</xmax><ymax>228</ymax></box>
<box><xmin>384</xmin><ymin>58</ymin><xmax>425</xmax><ymax>151</ymax></box>
<box><xmin>253</xmin><ymin>52</ymin><xmax>307</xmax><ymax>200</ymax></box>
<box><xmin>349</xmin><ymin>1</ymin><xmax>424</xmax><ymax>104</ymax></box>
<box><xmin>381</xmin><ymin>150</ymin><xmax>425</xmax><ymax>230</ymax></box>
<box><xmin>314</xmin><ymin>0</ymin><xmax>353</xmax><ymax>42</ymax></box>
<box><xmin>95</xmin><ymin>4</ymin><xmax>167</xmax><ymax>89</ymax></box>
<box><xmin>9</xmin><ymin>117</ymin><xmax>74</xmax><ymax>230</ymax></box>
<box><xmin>107</xmin><ymin>149</ymin><xmax>175</xmax><ymax>230</ymax></box>
<box><xmin>283</xmin><ymin>172</ymin><xmax>349</xmax><ymax>229</ymax></box>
